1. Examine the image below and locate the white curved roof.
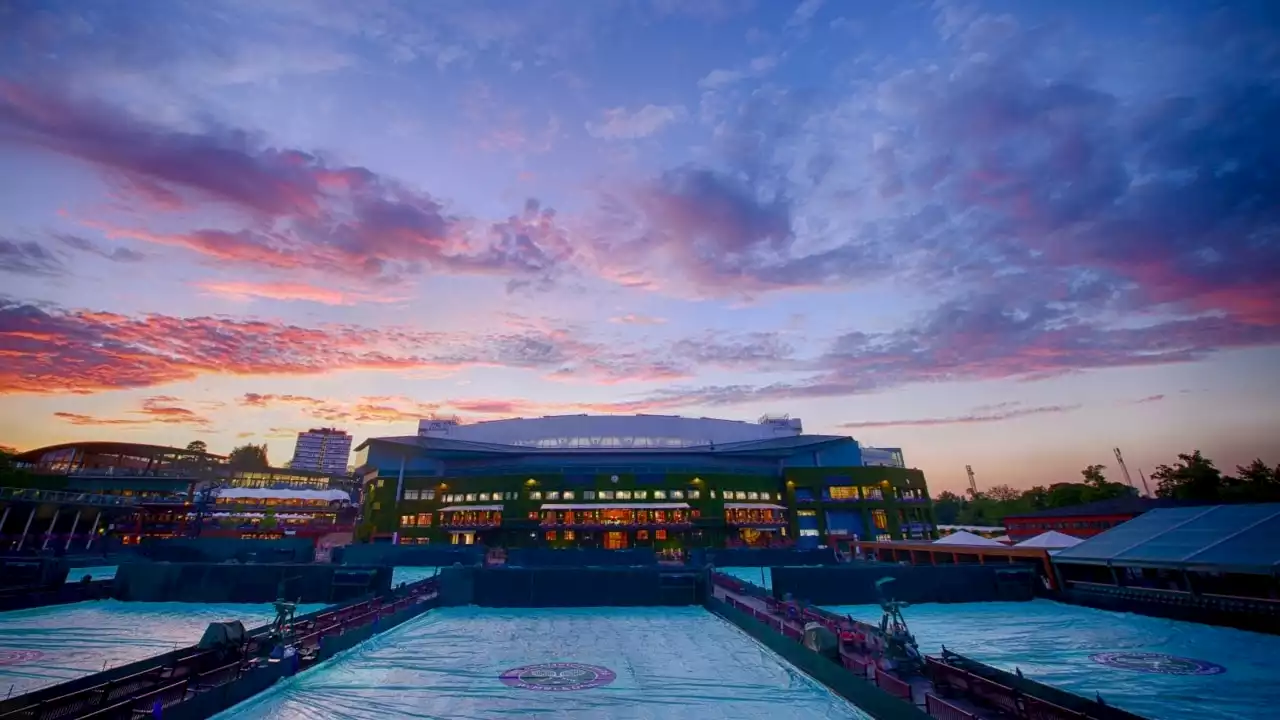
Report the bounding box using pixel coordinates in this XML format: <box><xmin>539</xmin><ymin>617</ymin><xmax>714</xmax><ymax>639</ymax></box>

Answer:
<box><xmin>417</xmin><ymin>414</ymin><xmax>802</xmax><ymax>449</ymax></box>
<box><xmin>218</xmin><ymin>488</ymin><xmax>350</xmax><ymax>502</ymax></box>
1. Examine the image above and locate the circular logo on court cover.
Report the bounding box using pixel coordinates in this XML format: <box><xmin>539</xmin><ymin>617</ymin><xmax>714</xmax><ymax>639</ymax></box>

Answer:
<box><xmin>1090</xmin><ymin>652</ymin><xmax>1225</xmax><ymax>676</ymax></box>
<box><xmin>499</xmin><ymin>663</ymin><xmax>616</xmax><ymax>691</ymax></box>
<box><xmin>0</xmin><ymin>649</ymin><xmax>44</xmax><ymax>666</ymax></box>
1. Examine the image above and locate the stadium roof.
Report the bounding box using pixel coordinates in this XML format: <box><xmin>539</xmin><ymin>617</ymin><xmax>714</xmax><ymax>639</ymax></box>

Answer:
<box><xmin>355</xmin><ymin>433</ymin><xmax>853</xmax><ymax>458</ymax></box>
<box><xmin>12</xmin><ymin>441</ymin><xmax>227</xmax><ymax>463</ymax></box>
<box><xmin>1004</xmin><ymin>496</ymin><xmax>1198</xmax><ymax>520</ymax></box>
<box><xmin>1051</xmin><ymin>504</ymin><xmax>1280</xmax><ymax>575</ymax></box>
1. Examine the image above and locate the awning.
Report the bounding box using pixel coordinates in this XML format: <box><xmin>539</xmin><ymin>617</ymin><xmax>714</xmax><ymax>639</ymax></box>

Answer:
<box><xmin>724</xmin><ymin>502</ymin><xmax>786</xmax><ymax>510</ymax></box>
<box><xmin>440</xmin><ymin>504</ymin><xmax>504</xmax><ymax>512</ymax></box>
<box><xmin>540</xmin><ymin>502</ymin><xmax>691</xmax><ymax>510</ymax></box>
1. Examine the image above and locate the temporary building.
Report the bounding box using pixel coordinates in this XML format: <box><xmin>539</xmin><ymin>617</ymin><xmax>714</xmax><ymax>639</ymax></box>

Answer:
<box><xmin>932</xmin><ymin>530</ymin><xmax>1004</xmax><ymax>547</ymax></box>
<box><xmin>1015</xmin><ymin>530</ymin><xmax>1082</xmax><ymax>549</ymax></box>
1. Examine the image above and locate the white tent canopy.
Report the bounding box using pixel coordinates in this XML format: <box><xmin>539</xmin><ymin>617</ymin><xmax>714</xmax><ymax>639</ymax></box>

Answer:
<box><xmin>933</xmin><ymin>530</ymin><xmax>1004</xmax><ymax>547</ymax></box>
<box><xmin>991</xmin><ymin>535</ymin><xmax>1014</xmax><ymax>544</ymax></box>
<box><xmin>1015</xmin><ymin>530</ymin><xmax>1082</xmax><ymax>548</ymax></box>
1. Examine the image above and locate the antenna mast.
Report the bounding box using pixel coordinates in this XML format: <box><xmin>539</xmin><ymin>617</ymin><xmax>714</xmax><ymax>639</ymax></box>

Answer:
<box><xmin>1112</xmin><ymin>448</ymin><xmax>1138</xmax><ymax>494</ymax></box>
<box><xmin>965</xmin><ymin>465</ymin><xmax>977</xmax><ymax>495</ymax></box>
<box><xmin>1137</xmin><ymin>468</ymin><xmax>1152</xmax><ymax>497</ymax></box>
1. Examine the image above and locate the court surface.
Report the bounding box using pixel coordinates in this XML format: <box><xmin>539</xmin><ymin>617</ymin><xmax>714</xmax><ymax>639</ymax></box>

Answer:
<box><xmin>214</xmin><ymin>606</ymin><xmax>873</xmax><ymax>719</ymax></box>
<box><xmin>0</xmin><ymin>600</ymin><xmax>323</xmax><ymax>698</ymax></box>
<box><xmin>825</xmin><ymin>599</ymin><xmax>1278</xmax><ymax>720</ymax></box>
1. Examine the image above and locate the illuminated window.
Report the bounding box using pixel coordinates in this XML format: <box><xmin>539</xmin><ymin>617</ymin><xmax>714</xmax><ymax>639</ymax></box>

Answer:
<box><xmin>465</xmin><ymin>493</ymin><xmax>476</xmax><ymax>502</ymax></box>
<box><xmin>862</xmin><ymin>486</ymin><xmax>883</xmax><ymax>500</ymax></box>
<box><xmin>799</xmin><ymin>528</ymin><xmax>819</xmax><ymax>537</ymax></box>
<box><xmin>584</xmin><ymin>491</ymin><xmax>596</xmax><ymax>500</ymax></box>
<box><xmin>616</xmin><ymin>490</ymin><xmax>632</xmax><ymax>500</ymax></box>
<box><xmin>797</xmin><ymin>509</ymin><xmax>816</xmax><ymax>517</ymax></box>
<box><xmin>529</xmin><ymin>491</ymin><xmax>543</xmax><ymax>500</ymax></box>
<box><xmin>422</xmin><ymin>490</ymin><xmax>436</xmax><ymax>500</ymax></box>
<box><xmin>637</xmin><ymin>530</ymin><xmax>650</xmax><ymax>540</ymax></box>
<box><xmin>652</xmin><ymin>490</ymin><xmax>667</xmax><ymax>499</ymax></box>
<box><xmin>655</xmin><ymin>529</ymin><xmax>667</xmax><ymax>540</ymax></box>
<box><xmin>828</xmin><ymin>486</ymin><xmax>859</xmax><ymax>500</ymax></box>
<box><xmin>562</xmin><ymin>491</ymin><xmax>575</xmax><ymax>500</ymax></box>
<box><xmin>599</xmin><ymin>490</ymin><xmax>614</xmax><ymax>500</ymax></box>
<box><xmin>545</xmin><ymin>530</ymin><xmax>557</xmax><ymax>540</ymax></box>
<box><xmin>687</xmin><ymin>490</ymin><xmax>700</xmax><ymax>499</ymax></box>
<box><xmin>478</xmin><ymin>493</ymin><xmax>490</xmax><ymax>501</ymax></box>
<box><xmin>403</xmin><ymin>489</ymin><xmax>419</xmax><ymax>500</ymax></box>
<box><xmin>564</xmin><ymin>530</ymin><xmax>575</xmax><ymax>541</ymax></box>
<box><xmin>670</xmin><ymin>490</ymin><xmax>684</xmax><ymax>499</ymax></box>
<box><xmin>632</xmin><ymin>490</ymin><xmax>647</xmax><ymax>499</ymax></box>
<box><xmin>872</xmin><ymin>509</ymin><xmax>888</xmax><ymax>530</ymax></box>
<box><xmin>546</xmin><ymin>491</ymin><xmax>561</xmax><ymax>500</ymax></box>
<box><xmin>747</xmin><ymin>491</ymin><xmax>759</xmax><ymax>500</ymax></box>
<box><xmin>416</xmin><ymin>513</ymin><xmax>432</xmax><ymax>526</ymax></box>
<box><xmin>377</xmin><ymin>479</ymin><xmax>385</xmax><ymax>487</ymax></box>
<box><xmin>709</xmin><ymin>490</ymin><xmax>717</xmax><ymax>498</ymax></box>
<box><xmin>400</xmin><ymin>515</ymin><xmax>416</xmax><ymax>526</ymax></box>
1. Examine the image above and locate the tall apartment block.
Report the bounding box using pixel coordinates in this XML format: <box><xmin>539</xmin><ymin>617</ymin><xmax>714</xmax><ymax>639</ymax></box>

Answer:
<box><xmin>290</xmin><ymin>428</ymin><xmax>353</xmax><ymax>475</ymax></box>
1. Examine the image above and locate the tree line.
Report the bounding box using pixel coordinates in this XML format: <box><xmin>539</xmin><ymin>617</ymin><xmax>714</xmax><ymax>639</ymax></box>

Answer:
<box><xmin>933</xmin><ymin>451</ymin><xmax>1280</xmax><ymax>527</ymax></box>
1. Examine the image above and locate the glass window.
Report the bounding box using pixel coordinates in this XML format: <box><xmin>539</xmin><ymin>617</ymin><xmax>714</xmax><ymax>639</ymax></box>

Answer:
<box><xmin>546</xmin><ymin>491</ymin><xmax>561</xmax><ymax>500</ymax></box>
<box><xmin>545</xmin><ymin>530</ymin><xmax>557</xmax><ymax>540</ymax></box>
<box><xmin>422</xmin><ymin>490</ymin><xmax>436</xmax><ymax>500</ymax></box>
<box><xmin>564</xmin><ymin>530</ymin><xmax>575</xmax><ymax>541</ymax></box>
<box><xmin>377</xmin><ymin>479</ymin><xmax>385</xmax><ymax>487</ymax></box>
<box><xmin>399</xmin><ymin>515</ymin><xmax>415</xmax><ymax>526</ymax></box>
<box><xmin>653</xmin><ymin>490</ymin><xmax>667</xmax><ymax>499</ymax></box>
<box><xmin>633</xmin><ymin>490</ymin><xmax>648</xmax><ymax>499</ymax></box>
<box><xmin>687</xmin><ymin>490</ymin><xmax>700</xmax><ymax>499</ymax></box>
<box><xmin>584</xmin><ymin>491</ymin><xmax>596</xmax><ymax>500</ymax></box>
<box><xmin>478</xmin><ymin>492</ymin><xmax>490</xmax><ymax>501</ymax></box>
<box><xmin>416</xmin><ymin>513</ymin><xmax>432</xmax><ymax>526</ymax></box>
<box><xmin>616</xmin><ymin>490</ymin><xmax>632</xmax><ymax>500</ymax></box>
<box><xmin>403</xmin><ymin>489</ymin><xmax>419</xmax><ymax>500</ymax></box>
<box><xmin>828</xmin><ymin>486</ymin><xmax>858</xmax><ymax>500</ymax></box>
<box><xmin>670</xmin><ymin>490</ymin><xmax>684</xmax><ymax>499</ymax></box>
<box><xmin>562</xmin><ymin>490</ymin><xmax>575</xmax><ymax>500</ymax></box>
<box><xmin>655</xmin><ymin>529</ymin><xmax>667</xmax><ymax>540</ymax></box>
<box><xmin>747</xmin><ymin>491</ymin><xmax>759</xmax><ymax>500</ymax></box>
<box><xmin>637</xmin><ymin>530</ymin><xmax>650</xmax><ymax>540</ymax></box>
<box><xmin>530</xmin><ymin>491</ymin><xmax>543</xmax><ymax>500</ymax></box>
<box><xmin>599</xmin><ymin>490</ymin><xmax>614</xmax><ymax>500</ymax></box>
<box><xmin>465</xmin><ymin>493</ymin><xmax>476</xmax><ymax>502</ymax></box>
<box><xmin>799</xmin><ymin>528</ymin><xmax>819</xmax><ymax>537</ymax></box>
<box><xmin>872</xmin><ymin>509</ymin><xmax>889</xmax><ymax>530</ymax></box>
<box><xmin>710</xmin><ymin>490</ymin><xmax>717</xmax><ymax>498</ymax></box>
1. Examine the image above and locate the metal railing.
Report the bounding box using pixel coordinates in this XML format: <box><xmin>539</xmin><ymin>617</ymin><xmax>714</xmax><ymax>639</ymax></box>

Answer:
<box><xmin>0</xmin><ymin>487</ymin><xmax>139</xmax><ymax>507</ymax></box>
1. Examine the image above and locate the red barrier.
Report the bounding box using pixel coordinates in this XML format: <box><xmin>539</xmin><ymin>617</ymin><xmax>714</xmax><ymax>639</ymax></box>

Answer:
<box><xmin>968</xmin><ymin>675</ymin><xmax>1020</xmax><ymax>716</ymax></box>
<box><xmin>1025</xmin><ymin>696</ymin><xmax>1088</xmax><ymax>720</ymax></box>
<box><xmin>925</xmin><ymin>693</ymin><xmax>976</xmax><ymax>720</ymax></box>
<box><xmin>875</xmin><ymin>668</ymin><xmax>912</xmax><ymax>700</ymax></box>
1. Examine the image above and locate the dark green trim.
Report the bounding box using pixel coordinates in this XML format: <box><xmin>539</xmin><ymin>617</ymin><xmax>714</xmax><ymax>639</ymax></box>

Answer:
<box><xmin>704</xmin><ymin>595</ymin><xmax>930</xmax><ymax>720</ymax></box>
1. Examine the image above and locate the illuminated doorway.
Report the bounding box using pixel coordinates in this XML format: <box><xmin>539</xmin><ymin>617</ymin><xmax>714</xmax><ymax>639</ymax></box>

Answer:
<box><xmin>604</xmin><ymin>531</ymin><xmax>628</xmax><ymax>550</ymax></box>
<box><xmin>450</xmin><ymin>531</ymin><xmax>475</xmax><ymax>545</ymax></box>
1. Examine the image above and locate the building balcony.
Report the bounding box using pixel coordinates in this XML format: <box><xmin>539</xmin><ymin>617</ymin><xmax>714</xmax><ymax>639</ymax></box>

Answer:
<box><xmin>538</xmin><ymin>521</ymin><xmax>694</xmax><ymax>530</ymax></box>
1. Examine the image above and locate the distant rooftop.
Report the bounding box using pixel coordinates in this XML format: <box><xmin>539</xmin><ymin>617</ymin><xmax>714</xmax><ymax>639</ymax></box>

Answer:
<box><xmin>1051</xmin><ymin>503</ymin><xmax>1280</xmax><ymax>575</ymax></box>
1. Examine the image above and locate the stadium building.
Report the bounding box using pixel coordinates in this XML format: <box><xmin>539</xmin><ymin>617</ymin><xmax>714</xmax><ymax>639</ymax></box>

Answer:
<box><xmin>354</xmin><ymin>414</ymin><xmax>936</xmax><ymax>550</ymax></box>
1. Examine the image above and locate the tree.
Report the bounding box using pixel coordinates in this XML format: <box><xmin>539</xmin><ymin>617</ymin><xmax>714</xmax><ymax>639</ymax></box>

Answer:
<box><xmin>186</xmin><ymin>440</ymin><xmax>208</xmax><ymax>454</ymax></box>
<box><xmin>1081</xmin><ymin>464</ymin><xmax>1107</xmax><ymax>486</ymax></box>
<box><xmin>986</xmin><ymin>485</ymin><xmax>1022</xmax><ymax>502</ymax></box>
<box><xmin>1152</xmin><ymin>450</ymin><xmax>1225</xmax><ymax>501</ymax></box>
<box><xmin>228</xmin><ymin>443</ymin><xmax>270</xmax><ymax>470</ymax></box>
<box><xmin>1230</xmin><ymin>459</ymin><xmax>1280</xmax><ymax>502</ymax></box>
<box><xmin>933</xmin><ymin>491</ymin><xmax>962</xmax><ymax>524</ymax></box>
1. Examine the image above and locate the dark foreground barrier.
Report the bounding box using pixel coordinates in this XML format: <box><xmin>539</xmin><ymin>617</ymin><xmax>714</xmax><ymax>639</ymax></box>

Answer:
<box><xmin>440</xmin><ymin>566</ymin><xmax>701</xmax><ymax>607</ymax></box>
<box><xmin>700</xmin><ymin>547</ymin><xmax>838</xmax><ymax>567</ymax></box>
<box><xmin>332</xmin><ymin>544</ymin><xmax>483</xmax><ymax>567</ymax></box>
<box><xmin>0</xmin><ymin>579</ymin><xmax>439</xmax><ymax>720</ymax></box>
<box><xmin>928</xmin><ymin>652</ymin><xmax>1147</xmax><ymax>720</ymax></box>
<box><xmin>705</xmin><ymin>593</ymin><xmax>930</xmax><ymax>719</ymax></box>
<box><xmin>113</xmin><ymin>563</ymin><xmax>392</xmax><ymax>603</ymax></box>
<box><xmin>505</xmin><ymin>547</ymin><xmax>656</xmax><ymax>567</ymax></box>
<box><xmin>1060</xmin><ymin>582</ymin><xmax>1280</xmax><ymax>636</ymax></box>
<box><xmin>0</xmin><ymin>578</ymin><xmax>112</xmax><ymax>612</ymax></box>
<box><xmin>137</xmin><ymin>538</ymin><xmax>316</xmax><ymax>564</ymax></box>
<box><xmin>771</xmin><ymin>564</ymin><xmax>1035</xmax><ymax>604</ymax></box>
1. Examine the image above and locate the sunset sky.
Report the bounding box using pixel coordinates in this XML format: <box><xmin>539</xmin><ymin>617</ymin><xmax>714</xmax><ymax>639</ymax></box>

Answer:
<box><xmin>1</xmin><ymin>0</ymin><xmax>1277</xmax><ymax>494</ymax></box>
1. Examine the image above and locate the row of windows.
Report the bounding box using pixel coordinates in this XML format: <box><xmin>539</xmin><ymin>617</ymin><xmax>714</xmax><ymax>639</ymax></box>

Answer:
<box><xmin>797</xmin><ymin>528</ymin><xmax>893</xmax><ymax>542</ymax></box>
<box><xmin>794</xmin><ymin>486</ymin><xmax>926</xmax><ymax>502</ymax></box>
<box><xmin>544</xmin><ymin>528</ymin><xmax>670</xmax><ymax>540</ymax></box>
<box><xmin>425</xmin><ymin>488</ymin><xmax>781</xmax><ymax>503</ymax></box>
